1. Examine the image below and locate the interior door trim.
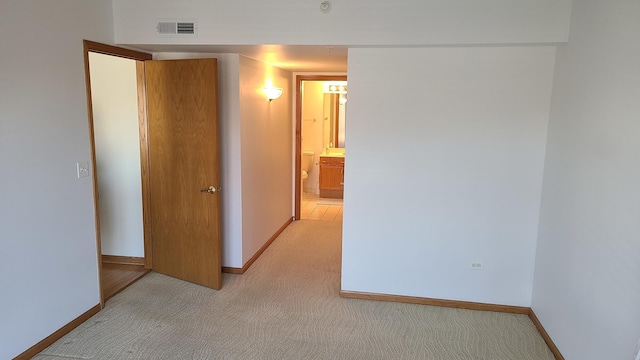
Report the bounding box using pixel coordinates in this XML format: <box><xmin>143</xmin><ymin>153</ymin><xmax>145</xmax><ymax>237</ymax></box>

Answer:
<box><xmin>82</xmin><ymin>40</ymin><xmax>152</xmax><ymax>307</ymax></box>
<box><xmin>294</xmin><ymin>75</ymin><xmax>347</xmax><ymax>220</ymax></box>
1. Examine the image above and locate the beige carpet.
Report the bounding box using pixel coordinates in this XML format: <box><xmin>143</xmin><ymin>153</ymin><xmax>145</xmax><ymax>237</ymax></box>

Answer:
<box><xmin>35</xmin><ymin>220</ymin><xmax>554</xmax><ymax>360</ymax></box>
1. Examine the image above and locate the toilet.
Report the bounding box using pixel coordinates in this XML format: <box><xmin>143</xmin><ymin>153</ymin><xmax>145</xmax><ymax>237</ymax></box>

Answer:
<box><xmin>301</xmin><ymin>151</ymin><xmax>314</xmax><ymax>191</ymax></box>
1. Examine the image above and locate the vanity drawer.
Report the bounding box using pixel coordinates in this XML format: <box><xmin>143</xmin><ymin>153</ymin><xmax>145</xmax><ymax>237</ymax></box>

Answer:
<box><xmin>330</xmin><ymin>157</ymin><xmax>345</xmax><ymax>166</ymax></box>
<box><xmin>320</xmin><ymin>156</ymin><xmax>344</xmax><ymax>166</ymax></box>
<box><xmin>319</xmin><ymin>157</ymin><xmax>331</xmax><ymax>166</ymax></box>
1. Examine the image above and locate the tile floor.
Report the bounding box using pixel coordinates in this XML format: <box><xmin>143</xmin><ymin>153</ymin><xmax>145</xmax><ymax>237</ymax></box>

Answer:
<box><xmin>300</xmin><ymin>192</ymin><xmax>343</xmax><ymax>222</ymax></box>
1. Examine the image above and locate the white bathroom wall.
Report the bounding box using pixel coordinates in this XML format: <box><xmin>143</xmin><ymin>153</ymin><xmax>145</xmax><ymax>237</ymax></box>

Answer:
<box><xmin>532</xmin><ymin>1</ymin><xmax>640</xmax><ymax>359</ymax></box>
<box><xmin>112</xmin><ymin>0</ymin><xmax>571</xmax><ymax>46</ymax></box>
<box><xmin>301</xmin><ymin>81</ymin><xmax>325</xmax><ymax>193</ymax></box>
<box><xmin>342</xmin><ymin>46</ymin><xmax>556</xmax><ymax>306</ymax></box>
<box><xmin>0</xmin><ymin>1</ymin><xmax>114</xmax><ymax>358</ymax></box>
<box><xmin>151</xmin><ymin>52</ymin><xmax>243</xmax><ymax>268</ymax></box>
<box><xmin>238</xmin><ymin>56</ymin><xmax>293</xmax><ymax>264</ymax></box>
<box><xmin>89</xmin><ymin>52</ymin><xmax>144</xmax><ymax>257</ymax></box>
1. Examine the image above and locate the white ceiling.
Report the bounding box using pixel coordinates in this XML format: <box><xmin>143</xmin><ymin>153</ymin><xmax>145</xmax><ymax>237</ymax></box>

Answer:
<box><xmin>129</xmin><ymin>44</ymin><xmax>349</xmax><ymax>72</ymax></box>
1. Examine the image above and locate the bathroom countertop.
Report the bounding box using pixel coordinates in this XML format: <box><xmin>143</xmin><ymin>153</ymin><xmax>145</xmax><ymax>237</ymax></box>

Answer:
<box><xmin>320</xmin><ymin>152</ymin><xmax>345</xmax><ymax>158</ymax></box>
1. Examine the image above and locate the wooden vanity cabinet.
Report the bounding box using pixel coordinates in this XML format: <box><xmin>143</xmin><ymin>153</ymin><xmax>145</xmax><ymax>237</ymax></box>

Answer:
<box><xmin>319</xmin><ymin>156</ymin><xmax>345</xmax><ymax>199</ymax></box>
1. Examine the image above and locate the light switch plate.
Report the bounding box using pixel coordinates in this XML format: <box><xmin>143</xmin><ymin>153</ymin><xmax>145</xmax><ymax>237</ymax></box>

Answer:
<box><xmin>77</xmin><ymin>161</ymin><xmax>89</xmax><ymax>178</ymax></box>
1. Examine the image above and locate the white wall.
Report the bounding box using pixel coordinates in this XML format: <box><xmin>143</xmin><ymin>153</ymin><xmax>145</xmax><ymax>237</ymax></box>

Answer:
<box><xmin>301</xmin><ymin>81</ymin><xmax>325</xmax><ymax>193</ymax></box>
<box><xmin>239</xmin><ymin>56</ymin><xmax>293</xmax><ymax>264</ymax></box>
<box><xmin>112</xmin><ymin>0</ymin><xmax>571</xmax><ymax>46</ymax></box>
<box><xmin>532</xmin><ymin>1</ymin><xmax>640</xmax><ymax>359</ymax></box>
<box><xmin>89</xmin><ymin>52</ymin><xmax>144</xmax><ymax>257</ymax></box>
<box><xmin>152</xmin><ymin>52</ymin><xmax>243</xmax><ymax>268</ymax></box>
<box><xmin>0</xmin><ymin>1</ymin><xmax>114</xmax><ymax>358</ymax></box>
<box><xmin>342</xmin><ymin>47</ymin><xmax>556</xmax><ymax>306</ymax></box>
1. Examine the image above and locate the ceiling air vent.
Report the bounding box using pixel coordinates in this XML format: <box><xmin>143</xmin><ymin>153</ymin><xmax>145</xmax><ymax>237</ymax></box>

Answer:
<box><xmin>177</xmin><ymin>22</ymin><xmax>195</xmax><ymax>34</ymax></box>
<box><xmin>156</xmin><ymin>20</ymin><xmax>197</xmax><ymax>36</ymax></box>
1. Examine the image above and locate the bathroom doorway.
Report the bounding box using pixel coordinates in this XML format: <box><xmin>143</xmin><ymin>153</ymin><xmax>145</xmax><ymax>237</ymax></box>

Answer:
<box><xmin>294</xmin><ymin>75</ymin><xmax>347</xmax><ymax>222</ymax></box>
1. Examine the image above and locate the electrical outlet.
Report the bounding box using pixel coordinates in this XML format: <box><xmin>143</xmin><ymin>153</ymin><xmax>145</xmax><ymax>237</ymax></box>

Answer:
<box><xmin>77</xmin><ymin>161</ymin><xmax>89</xmax><ymax>178</ymax></box>
<box><xmin>470</xmin><ymin>262</ymin><xmax>483</xmax><ymax>270</ymax></box>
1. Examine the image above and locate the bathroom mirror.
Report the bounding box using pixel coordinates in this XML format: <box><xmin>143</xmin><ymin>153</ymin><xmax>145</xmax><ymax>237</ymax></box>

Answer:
<box><xmin>322</xmin><ymin>92</ymin><xmax>347</xmax><ymax>149</ymax></box>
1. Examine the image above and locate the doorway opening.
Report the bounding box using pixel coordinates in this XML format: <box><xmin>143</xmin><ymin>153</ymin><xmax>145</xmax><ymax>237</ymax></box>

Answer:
<box><xmin>84</xmin><ymin>42</ymin><xmax>225</xmax><ymax>303</ymax></box>
<box><xmin>294</xmin><ymin>75</ymin><xmax>347</xmax><ymax>222</ymax></box>
<box><xmin>83</xmin><ymin>41</ymin><xmax>152</xmax><ymax>306</ymax></box>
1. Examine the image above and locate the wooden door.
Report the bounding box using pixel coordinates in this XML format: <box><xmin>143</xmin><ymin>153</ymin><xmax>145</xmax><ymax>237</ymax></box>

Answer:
<box><xmin>145</xmin><ymin>58</ymin><xmax>222</xmax><ymax>290</ymax></box>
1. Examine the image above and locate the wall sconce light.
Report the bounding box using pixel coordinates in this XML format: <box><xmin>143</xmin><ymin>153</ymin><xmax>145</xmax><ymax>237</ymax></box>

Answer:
<box><xmin>265</xmin><ymin>87</ymin><xmax>283</xmax><ymax>102</ymax></box>
<box><xmin>324</xmin><ymin>81</ymin><xmax>347</xmax><ymax>94</ymax></box>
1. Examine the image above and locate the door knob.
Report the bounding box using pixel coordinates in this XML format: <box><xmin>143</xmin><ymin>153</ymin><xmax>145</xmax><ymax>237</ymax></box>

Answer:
<box><xmin>200</xmin><ymin>186</ymin><xmax>220</xmax><ymax>194</ymax></box>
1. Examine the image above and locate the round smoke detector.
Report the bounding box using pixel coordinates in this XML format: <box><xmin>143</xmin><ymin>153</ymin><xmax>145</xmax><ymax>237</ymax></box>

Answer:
<box><xmin>320</xmin><ymin>1</ymin><xmax>332</xmax><ymax>13</ymax></box>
